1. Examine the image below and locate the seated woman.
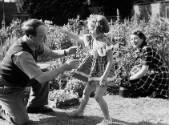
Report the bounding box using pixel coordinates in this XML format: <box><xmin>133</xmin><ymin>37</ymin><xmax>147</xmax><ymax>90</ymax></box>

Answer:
<box><xmin>120</xmin><ymin>30</ymin><xmax>169</xmax><ymax>99</ymax></box>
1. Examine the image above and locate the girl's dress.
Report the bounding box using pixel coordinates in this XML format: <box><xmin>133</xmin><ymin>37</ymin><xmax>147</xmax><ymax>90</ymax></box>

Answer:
<box><xmin>123</xmin><ymin>45</ymin><xmax>169</xmax><ymax>98</ymax></box>
<box><xmin>72</xmin><ymin>34</ymin><xmax>113</xmax><ymax>83</ymax></box>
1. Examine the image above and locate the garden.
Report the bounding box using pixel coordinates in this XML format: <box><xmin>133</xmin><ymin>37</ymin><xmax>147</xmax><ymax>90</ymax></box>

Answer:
<box><xmin>0</xmin><ymin>17</ymin><xmax>169</xmax><ymax>125</ymax></box>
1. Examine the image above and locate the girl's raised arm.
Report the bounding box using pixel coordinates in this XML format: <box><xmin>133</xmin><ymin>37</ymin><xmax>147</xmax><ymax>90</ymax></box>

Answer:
<box><xmin>59</xmin><ymin>28</ymin><xmax>84</xmax><ymax>46</ymax></box>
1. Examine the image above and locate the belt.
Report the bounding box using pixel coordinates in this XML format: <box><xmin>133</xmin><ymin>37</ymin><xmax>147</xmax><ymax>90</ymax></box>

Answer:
<box><xmin>0</xmin><ymin>77</ymin><xmax>24</xmax><ymax>94</ymax></box>
<box><xmin>0</xmin><ymin>85</ymin><xmax>24</xmax><ymax>94</ymax></box>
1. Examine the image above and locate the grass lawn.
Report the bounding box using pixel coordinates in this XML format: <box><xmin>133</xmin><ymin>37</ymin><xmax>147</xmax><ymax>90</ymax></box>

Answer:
<box><xmin>0</xmin><ymin>60</ymin><xmax>168</xmax><ymax>125</ymax></box>
<box><xmin>0</xmin><ymin>95</ymin><xmax>169</xmax><ymax>125</ymax></box>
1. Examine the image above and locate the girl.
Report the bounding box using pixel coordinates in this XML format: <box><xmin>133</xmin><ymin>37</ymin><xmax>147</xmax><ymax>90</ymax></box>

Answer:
<box><xmin>66</xmin><ymin>14</ymin><xmax>113</xmax><ymax>125</ymax></box>
<box><xmin>120</xmin><ymin>30</ymin><xmax>169</xmax><ymax>98</ymax></box>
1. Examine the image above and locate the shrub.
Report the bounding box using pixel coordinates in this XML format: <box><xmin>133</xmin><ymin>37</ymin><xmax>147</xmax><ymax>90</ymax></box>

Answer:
<box><xmin>65</xmin><ymin>79</ymin><xmax>86</xmax><ymax>98</ymax></box>
<box><xmin>49</xmin><ymin>89</ymin><xmax>79</xmax><ymax>109</ymax></box>
<box><xmin>0</xmin><ymin>19</ymin><xmax>23</xmax><ymax>57</ymax></box>
<box><xmin>2</xmin><ymin>16</ymin><xmax>169</xmax><ymax>97</ymax></box>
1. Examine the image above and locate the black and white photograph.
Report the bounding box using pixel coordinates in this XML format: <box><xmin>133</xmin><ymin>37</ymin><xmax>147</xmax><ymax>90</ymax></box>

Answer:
<box><xmin>0</xmin><ymin>0</ymin><xmax>169</xmax><ymax>125</ymax></box>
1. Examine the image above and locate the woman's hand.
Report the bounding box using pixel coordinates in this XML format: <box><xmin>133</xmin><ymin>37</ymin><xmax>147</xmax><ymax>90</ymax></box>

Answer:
<box><xmin>129</xmin><ymin>65</ymin><xmax>149</xmax><ymax>80</ymax></box>
<box><xmin>130</xmin><ymin>65</ymin><xmax>141</xmax><ymax>76</ymax></box>
<box><xmin>129</xmin><ymin>76</ymin><xmax>135</xmax><ymax>80</ymax></box>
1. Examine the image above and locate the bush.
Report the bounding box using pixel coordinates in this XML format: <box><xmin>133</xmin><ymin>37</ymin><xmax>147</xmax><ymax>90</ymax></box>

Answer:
<box><xmin>2</xmin><ymin>16</ymin><xmax>169</xmax><ymax>97</ymax></box>
<box><xmin>49</xmin><ymin>89</ymin><xmax>79</xmax><ymax>109</ymax></box>
<box><xmin>65</xmin><ymin>79</ymin><xmax>86</xmax><ymax>98</ymax></box>
<box><xmin>23</xmin><ymin>0</ymin><xmax>86</xmax><ymax>25</ymax></box>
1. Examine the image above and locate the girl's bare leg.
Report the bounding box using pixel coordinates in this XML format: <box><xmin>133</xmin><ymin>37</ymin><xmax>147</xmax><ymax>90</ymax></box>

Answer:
<box><xmin>67</xmin><ymin>81</ymin><xmax>96</xmax><ymax>116</ymax></box>
<box><xmin>95</xmin><ymin>86</ymin><xmax>111</xmax><ymax>121</ymax></box>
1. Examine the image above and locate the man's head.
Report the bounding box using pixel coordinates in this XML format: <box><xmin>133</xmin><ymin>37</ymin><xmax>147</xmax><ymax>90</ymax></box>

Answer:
<box><xmin>21</xmin><ymin>19</ymin><xmax>48</xmax><ymax>48</ymax></box>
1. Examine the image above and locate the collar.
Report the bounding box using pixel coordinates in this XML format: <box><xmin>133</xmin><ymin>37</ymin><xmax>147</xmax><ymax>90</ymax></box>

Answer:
<box><xmin>21</xmin><ymin>36</ymin><xmax>36</xmax><ymax>53</ymax></box>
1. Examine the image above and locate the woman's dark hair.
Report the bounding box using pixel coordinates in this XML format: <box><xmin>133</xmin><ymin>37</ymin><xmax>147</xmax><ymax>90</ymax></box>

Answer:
<box><xmin>21</xmin><ymin>19</ymin><xmax>45</xmax><ymax>37</ymax></box>
<box><xmin>132</xmin><ymin>30</ymin><xmax>147</xmax><ymax>48</ymax></box>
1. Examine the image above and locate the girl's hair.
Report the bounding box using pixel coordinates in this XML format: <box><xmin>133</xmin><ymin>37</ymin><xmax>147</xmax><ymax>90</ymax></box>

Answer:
<box><xmin>132</xmin><ymin>30</ymin><xmax>147</xmax><ymax>47</ymax></box>
<box><xmin>21</xmin><ymin>19</ymin><xmax>45</xmax><ymax>37</ymax></box>
<box><xmin>87</xmin><ymin>14</ymin><xmax>109</xmax><ymax>34</ymax></box>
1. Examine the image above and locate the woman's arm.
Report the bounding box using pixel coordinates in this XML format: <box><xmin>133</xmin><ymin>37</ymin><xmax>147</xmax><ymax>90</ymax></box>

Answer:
<box><xmin>129</xmin><ymin>65</ymin><xmax>149</xmax><ymax>80</ymax></box>
<box><xmin>130</xmin><ymin>46</ymin><xmax>151</xmax><ymax>80</ymax></box>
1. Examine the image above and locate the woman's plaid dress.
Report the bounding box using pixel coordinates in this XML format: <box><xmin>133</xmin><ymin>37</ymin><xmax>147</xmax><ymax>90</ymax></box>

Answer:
<box><xmin>128</xmin><ymin>46</ymin><xmax>169</xmax><ymax>98</ymax></box>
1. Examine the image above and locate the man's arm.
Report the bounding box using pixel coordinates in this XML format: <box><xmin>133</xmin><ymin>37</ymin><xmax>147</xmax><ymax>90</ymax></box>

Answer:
<box><xmin>36</xmin><ymin>59</ymin><xmax>79</xmax><ymax>84</ymax></box>
<box><xmin>13</xmin><ymin>51</ymin><xmax>79</xmax><ymax>84</ymax></box>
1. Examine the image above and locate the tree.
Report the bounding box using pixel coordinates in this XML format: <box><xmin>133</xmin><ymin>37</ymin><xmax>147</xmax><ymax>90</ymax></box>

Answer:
<box><xmin>23</xmin><ymin>0</ymin><xmax>88</xmax><ymax>25</ymax></box>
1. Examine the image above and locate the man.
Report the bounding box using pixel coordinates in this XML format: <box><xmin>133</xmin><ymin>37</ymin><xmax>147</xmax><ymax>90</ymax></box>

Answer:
<box><xmin>0</xmin><ymin>19</ymin><xmax>79</xmax><ymax>125</ymax></box>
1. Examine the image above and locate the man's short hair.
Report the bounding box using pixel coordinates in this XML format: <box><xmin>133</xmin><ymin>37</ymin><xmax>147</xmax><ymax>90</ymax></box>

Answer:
<box><xmin>21</xmin><ymin>19</ymin><xmax>45</xmax><ymax>36</ymax></box>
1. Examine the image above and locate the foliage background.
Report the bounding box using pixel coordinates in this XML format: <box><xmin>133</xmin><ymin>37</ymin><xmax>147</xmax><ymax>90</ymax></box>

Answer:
<box><xmin>1</xmin><ymin>17</ymin><xmax>169</xmax><ymax>103</ymax></box>
<box><xmin>22</xmin><ymin>0</ymin><xmax>90</xmax><ymax>25</ymax></box>
<box><xmin>21</xmin><ymin>0</ymin><xmax>134</xmax><ymax>25</ymax></box>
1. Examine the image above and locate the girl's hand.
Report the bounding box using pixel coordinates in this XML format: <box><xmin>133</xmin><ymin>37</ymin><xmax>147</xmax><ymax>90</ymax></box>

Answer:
<box><xmin>99</xmin><ymin>78</ymin><xmax>107</xmax><ymax>86</ymax></box>
<box><xmin>96</xmin><ymin>42</ymin><xmax>107</xmax><ymax>57</ymax></box>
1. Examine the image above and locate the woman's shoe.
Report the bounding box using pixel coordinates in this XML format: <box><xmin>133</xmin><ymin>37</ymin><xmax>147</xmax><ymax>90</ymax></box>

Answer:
<box><xmin>67</xmin><ymin>110</ymin><xmax>84</xmax><ymax>117</ymax></box>
<box><xmin>96</xmin><ymin>119</ymin><xmax>112</xmax><ymax>125</ymax></box>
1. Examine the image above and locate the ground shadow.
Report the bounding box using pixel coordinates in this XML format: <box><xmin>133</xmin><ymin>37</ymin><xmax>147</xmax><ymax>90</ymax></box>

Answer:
<box><xmin>1</xmin><ymin>110</ymin><xmax>168</xmax><ymax>125</ymax></box>
<box><xmin>29</xmin><ymin>113</ymin><xmax>169</xmax><ymax>125</ymax></box>
<box><xmin>111</xmin><ymin>118</ymin><xmax>169</xmax><ymax>125</ymax></box>
<box><xmin>29</xmin><ymin>110</ymin><xmax>102</xmax><ymax>125</ymax></box>
<box><xmin>130</xmin><ymin>121</ymin><xmax>169</xmax><ymax>125</ymax></box>
<box><xmin>29</xmin><ymin>110</ymin><xmax>68</xmax><ymax>125</ymax></box>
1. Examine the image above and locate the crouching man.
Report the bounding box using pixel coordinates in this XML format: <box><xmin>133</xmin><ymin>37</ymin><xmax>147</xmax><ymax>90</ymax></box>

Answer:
<box><xmin>0</xmin><ymin>19</ymin><xmax>79</xmax><ymax>125</ymax></box>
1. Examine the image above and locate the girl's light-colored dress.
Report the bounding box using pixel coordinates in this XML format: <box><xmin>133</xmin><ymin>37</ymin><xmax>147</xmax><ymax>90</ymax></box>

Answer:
<box><xmin>72</xmin><ymin>34</ymin><xmax>113</xmax><ymax>83</ymax></box>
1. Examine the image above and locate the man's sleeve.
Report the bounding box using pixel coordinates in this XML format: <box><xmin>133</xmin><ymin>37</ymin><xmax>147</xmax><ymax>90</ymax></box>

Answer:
<box><xmin>40</xmin><ymin>45</ymin><xmax>52</xmax><ymax>57</ymax></box>
<box><xmin>13</xmin><ymin>51</ymin><xmax>43</xmax><ymax>79</ymax></box>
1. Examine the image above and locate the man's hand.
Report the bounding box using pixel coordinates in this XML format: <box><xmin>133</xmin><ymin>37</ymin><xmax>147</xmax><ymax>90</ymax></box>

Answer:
<box><xmin>65</xmin><ymin>46</ymin><xmax>78</xmax><ymax>55</ymax></box>
<box><xmin>64</xmin><ymin>59</ymin><xmax>80</xmax><ymax>71</ymax></box>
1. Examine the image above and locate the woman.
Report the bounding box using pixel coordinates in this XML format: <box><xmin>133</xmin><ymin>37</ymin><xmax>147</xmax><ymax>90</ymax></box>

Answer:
<box><xmin>120</xmin><ymin>30</ymin><xmax>169</xmax><ymax>99</ymax></box>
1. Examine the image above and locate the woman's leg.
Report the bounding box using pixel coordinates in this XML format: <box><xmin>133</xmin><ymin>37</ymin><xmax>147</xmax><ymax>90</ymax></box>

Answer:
<box><xmin>95</xmin><ymin>85</ymin><xmax>111</xmax><ymax>121</ymax></box>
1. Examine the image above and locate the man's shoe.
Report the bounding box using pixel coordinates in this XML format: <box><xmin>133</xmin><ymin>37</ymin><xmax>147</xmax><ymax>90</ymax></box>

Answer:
<box><xmin>27</xmin><ymin>105</ymin><xmax>53</xmax><ymax>113</ymax></box>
